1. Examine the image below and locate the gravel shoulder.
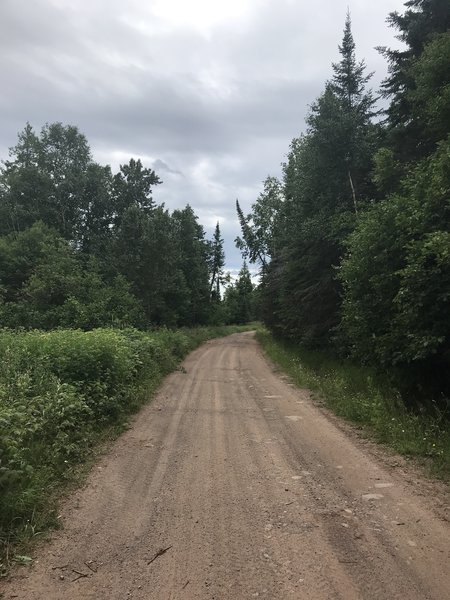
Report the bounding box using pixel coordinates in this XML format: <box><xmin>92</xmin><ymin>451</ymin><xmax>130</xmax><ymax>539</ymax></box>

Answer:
<box><xmin>2</xmin><ymin>332</ymin><xmax>450</xmax><ymax>599</ymax></box>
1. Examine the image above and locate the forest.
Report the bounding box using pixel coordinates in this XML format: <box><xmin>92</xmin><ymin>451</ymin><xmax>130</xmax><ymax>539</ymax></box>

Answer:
<box><xmin>1</xmin><ymin>0</ymin><xmax>449</xmax><ymax>571</ymax></box>
<box><xmin>237</xmin><ymin>0</ymin><xmax>450</xmax><ymax>407</ymax></box>
<box><xmin>0</xmin><ymin>123</ymin><xmax>257</xmax><ymax>330</ymax></box>
<box><xmin>0</xmin><ymin>95</ymin><xmax>255</xmax><ymax>568</ymax></box>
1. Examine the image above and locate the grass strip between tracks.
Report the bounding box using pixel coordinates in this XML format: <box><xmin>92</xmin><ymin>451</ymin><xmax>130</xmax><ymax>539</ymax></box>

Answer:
<box><xmin>257</xmin><ymin>331</ymin><xmax>450</xmax><ymax>481</ymax></box>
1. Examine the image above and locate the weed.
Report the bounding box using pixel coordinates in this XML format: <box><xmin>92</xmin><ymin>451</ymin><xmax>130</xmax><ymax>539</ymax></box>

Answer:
<box><xmin>257</xmin><ymin>331</ymin><xmax>450</xmax><ymax>479</ymax></box>
<box><xmin>0</xmin><ymin>324</ymin><xmax>253</xmax><ymax>572</ymax></box>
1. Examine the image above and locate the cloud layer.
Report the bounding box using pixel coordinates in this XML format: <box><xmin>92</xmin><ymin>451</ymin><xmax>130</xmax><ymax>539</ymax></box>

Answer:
<box><xmin>0</xmin><ymin>0</ymin><xmax>406</xmax><ymax>270</ymax></box>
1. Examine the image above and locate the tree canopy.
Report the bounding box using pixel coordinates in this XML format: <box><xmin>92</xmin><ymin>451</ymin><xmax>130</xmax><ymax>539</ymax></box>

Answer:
<box><xmin>0</xmin><ymin>123</ymin><xmax>236</xmax><ymax>329</ymax></box>
<box><xmin>236</xmin><ymin>3</ymin><xmax>450</xmax><ymax>403</ymax></box>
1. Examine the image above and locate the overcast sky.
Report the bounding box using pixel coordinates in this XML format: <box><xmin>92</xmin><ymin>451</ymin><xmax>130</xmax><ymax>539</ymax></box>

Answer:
<box><xmin>0</xmin><ymin>0</ymin><xmax>406</xmax><ymax>274</ymax></box>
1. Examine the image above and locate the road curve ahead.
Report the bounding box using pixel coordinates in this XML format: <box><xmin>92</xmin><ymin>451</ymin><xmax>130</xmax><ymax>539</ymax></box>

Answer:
<box><xmin>3</xmin><ymin>332</ymin><xmax>450</xmax><ymax>599</ymax></box>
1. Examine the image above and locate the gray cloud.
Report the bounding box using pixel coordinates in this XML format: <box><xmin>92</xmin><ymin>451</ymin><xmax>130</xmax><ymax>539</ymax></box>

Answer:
<box><xmin>0</xmin><ymin>0</ymin><xmax>406</xmax><ymax>270</ymax></box>
<box><xmin>151</xmin><ymin>159</ymin><xmax>183</xmax><ymax>176</ymax></box>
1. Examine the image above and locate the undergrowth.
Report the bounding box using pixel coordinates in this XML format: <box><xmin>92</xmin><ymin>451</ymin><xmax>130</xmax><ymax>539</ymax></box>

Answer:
<box><xmin>257</xmin><ymin>331</ymin><xmax>450</xmax><ymax>479</ymax></box>
<box><xmin>0</xmin><ymin>324</ymin><xmax>252</xmax><ymax>574</ymax></box>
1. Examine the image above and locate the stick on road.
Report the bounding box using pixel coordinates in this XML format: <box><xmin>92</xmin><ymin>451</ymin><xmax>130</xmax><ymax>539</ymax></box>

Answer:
<box><xmin>3</xmin><ymin>332</ymin><xmax>450</xmax><ymax>599</ymax></box>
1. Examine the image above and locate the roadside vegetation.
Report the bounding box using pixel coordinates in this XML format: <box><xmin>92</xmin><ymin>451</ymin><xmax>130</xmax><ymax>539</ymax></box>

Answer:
<box><xmin>0</xmin><ymin>89</ymin><xmax>257</xmax><ymax>573</ymax></box>
<box><xmin>237</xmin><ymin>2</ymin><xmax>450</xmax><ymax>441</ymax></box>
<box><xmin>258</xmin><ymin>330</ymin><xmax>450</xmax><ymax>477</ymax></box>
<box><xmin>0</xmin><ymin>324</ymin><xmax>253</xmax><ymax>574</ymax></box>
<box><xmin>1</xmin><ymin>0</ymin><xmax>448</xmax><ymax>579</ymax></box>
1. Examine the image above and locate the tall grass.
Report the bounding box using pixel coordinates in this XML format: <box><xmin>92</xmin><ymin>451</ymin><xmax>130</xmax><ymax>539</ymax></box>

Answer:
<box><xmin>257</xmin><ymin>331</ymin><xmax>450</xmax><ymax>477</ymax></box>
<box><xmin>0</xmin><ymin>325</ymin><xmax>251</xmax><ymax>573</ymax></box>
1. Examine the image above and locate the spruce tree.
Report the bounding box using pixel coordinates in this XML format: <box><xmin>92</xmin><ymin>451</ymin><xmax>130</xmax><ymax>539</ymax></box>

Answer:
<box><xmin>378</xmin><ymin>0</ymin><xmax>450</xmax><ymax>164</ymax></box>
<box><xmin>331</xmin><ymin>11</ymin><xmax>375</xmax><ymax>113</ymax></box>
<box><xmin>209</xmin><ymin>222</ymin><xmax>225</xmax><ymax>300</ymax></box>
<box><xmin>246</xmin><ymin>14</ymin><xmax>377</xmax><ymax>346</ymax></box>
<box><xmin>330</xmin><ymin>11</ymin><xmax>377</xmax><ymax>212</ymax></box>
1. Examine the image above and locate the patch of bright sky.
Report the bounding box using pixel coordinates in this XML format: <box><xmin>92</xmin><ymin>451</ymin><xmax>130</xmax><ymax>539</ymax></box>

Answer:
<box><xmin>151</xmin><ymin>0</ymin><xmax>255</xmax><ymax>33</ymax></box>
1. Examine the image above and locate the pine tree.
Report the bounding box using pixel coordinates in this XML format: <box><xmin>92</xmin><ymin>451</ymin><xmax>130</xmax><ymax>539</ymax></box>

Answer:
<box><xmin>249</xmin><ymin>14</ymin><xmax>377</xmax><ymax>346</ymax></box>
<box><xmin>331</xmin><ymin>11</ymin><xmax>375</xmax><ymax>113</ymax></box>
<box><xmin>329</xmin><ymin>11</ymin><xmax>377</xmax><ymax>213</ymax></box>
<box><xmin>223</xmin><ymin>261</ymin><xmax>254</xmax><ymax>324</ymax></box>
<box><xmin>209</xmin><ymin>222</ymin><xmax>225</xmax><ymax>300</ymax></box>
<box><xmin>378</xmin><ymin>0</ymin><xmax>450</xmax><ymax>163</ymax></box>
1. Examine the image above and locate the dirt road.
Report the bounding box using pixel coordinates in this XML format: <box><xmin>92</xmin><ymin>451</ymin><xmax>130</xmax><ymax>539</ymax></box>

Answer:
<box><xmin>3</xmin><ymin>332</ymin><xmax>450</xmax><ymax>599</ymax></box>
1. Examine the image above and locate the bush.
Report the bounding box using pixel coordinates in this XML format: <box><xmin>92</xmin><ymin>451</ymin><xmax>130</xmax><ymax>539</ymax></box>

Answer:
<box><xmin>0</xmin><ymin>324</ymin><xmax>253</xmax><ymax>571</ymax></box>
<box><xmin>338</xmin><ymin>137</ymin><xmax>450</xmax><ymax>400</ymax></box>
<box><xmin>257</xmin><ymin>331</ymin><xmax>450</xmax><ymax>476</ymax></box>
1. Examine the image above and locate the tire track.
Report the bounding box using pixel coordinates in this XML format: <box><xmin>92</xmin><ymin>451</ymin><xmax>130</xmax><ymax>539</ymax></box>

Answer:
<box><xmin>2</xmin><ymin>332</ymin><xmax>450</xmax><ymax>600</ymax></box>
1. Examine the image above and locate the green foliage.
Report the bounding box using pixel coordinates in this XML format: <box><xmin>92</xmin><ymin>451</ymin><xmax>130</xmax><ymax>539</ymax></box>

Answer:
<box><xmin>208</xmin><ymin>222</ymin><xmax>225</xmax><ymax>301</ymax></box>
<box><xmin>331</xmin><ymin>11</ymin><xmax>375</xmax><ymax>115</ymax></box>
<box><xmin>223</xmin><ymin>262</ymin><xmax>255</xmax><ymax>324</ymax></box>
<box><xmin>112</xmin><ymin>158</ymin><xmax>161</xmax><ymax>226</ymax></box>
<box><xmin>409</xmin><ymin>32</ymin><xmax>450</xmax><ymax>147</ymax></box>
<box><xmin>235</xmin><ymin>176</ymin><xmax>284</xmax><ymax>270</ymax></box>
<box><xmin>372</xmin><ymin>147</ymin><xmax>403</xmax><ymax>195</ymax></box>
<box><xmin>112</xmin><ymin>204</ymin><xmax>184</xmax><ymax>326</ymax></box>
<box><xmin>171</xmin><ymin>205</ymin><xmax>211</xmax><ymax>325</ymax></box>
<box><xmin>238</xmin><ymin>5</ymin><xmax>450</xmax><ymax>406</ymax></box>
<box><xmin>0</xmin><ymin>123</ymin><xmax>92</xmax><ymax>240</ymax></box>
<box><xmin>258</xmin><ymin>331</ymin><xmax>450</xmax><ymax>476</ymax></box>
<box><xmin>0</xmin><ymin>122</ymin><xmax>223</xmax><ymax>330</ymax></box>
<box><xmin>339</xmin><ymin>137</ymin><xmax>450</xmax><ymax>392</ymax></box>
<box><xmin>0</xmin><ymin>325</ymin><xmax>252</xmax><ymax>571</ymax></box>
<box><xmin>378</xmin><ymin>0</ymin><xmax>450</xmax><ymax>164</ymax></box>
<box><xmin>0</xmin><ymin>222</ymin><xmax>144</xmax><ymax>329</ymax></box>
<box><xmin>245</xmin><ymin>14</ymin><xmax>377</xmax><ymax>348</ymax></box>
<box><xmin>336</xmin><ymin>4</ymin><xmax>450</xmax><ymax>403</ymax></box>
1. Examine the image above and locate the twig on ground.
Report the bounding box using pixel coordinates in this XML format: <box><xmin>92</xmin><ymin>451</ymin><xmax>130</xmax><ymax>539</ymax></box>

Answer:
<box><xmin>71</xmin><ymin>568</ymin><xmax>89</xmax><ymax>582</ymax></box>
<box><xmin>338</xmin><ymin>559</ymin><xmax>358</xmax><ymax>564</ymax></box>
<box><xmin>84</xmin><ymin>561</ymin><xmax>98</xmax><ymax>573</ymax></box>
<box><xmin>147</xmin><ymin>545</ymin><xmax>173</xmax><ymax>566</ymax></box>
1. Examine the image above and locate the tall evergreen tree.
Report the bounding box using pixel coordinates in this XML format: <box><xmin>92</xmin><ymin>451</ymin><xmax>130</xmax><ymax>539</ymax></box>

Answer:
<box><xmin>223</xmin><ymin>261</ymin><xmax>254</xmax><ymax>324</ymax></box>
<box><xmin>330</xmin><ymin>11</ymin><xmax>378</xmax><ymax>211</ymax></box>
<box><xmin>378</xmin><ymin>0</ymin><xmax>450</xmax><ymax>164</ymax></box>
<box><xmin>247</xmin><ymin>14</ymin><xmax>377</xmax><ymax>346</ymax></box>
<box><xmin>331</xmin><ymin>12</ymin><xmax>375</xmax><ymax>111</ymax></box>
<box><xmin>172</xmin><ymin>205</ymin><xmax>211</xmax><ymax>325</ymax></box>
<box><xmin>209</xmin><ymin>222</ymin><xmax>225</xmax><ymax>300</ymax></box>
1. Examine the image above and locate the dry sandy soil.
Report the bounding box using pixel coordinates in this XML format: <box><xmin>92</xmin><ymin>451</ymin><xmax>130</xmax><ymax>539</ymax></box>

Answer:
<box><xmin>2</xmin><ymin>332</ymin><xmax>450</xmax><ymax>599</ymax></box>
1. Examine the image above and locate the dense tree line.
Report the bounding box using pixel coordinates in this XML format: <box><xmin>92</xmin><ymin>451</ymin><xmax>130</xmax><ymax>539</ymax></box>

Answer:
<box><xmin>0</xmin><ymin>123</ymin><xmax>255</xmax><ymax>329</ymax></box>
<box><xmin>238</xmin><ymin>0</ymin><xmax>450</xmax><ymax>401</ymax></box>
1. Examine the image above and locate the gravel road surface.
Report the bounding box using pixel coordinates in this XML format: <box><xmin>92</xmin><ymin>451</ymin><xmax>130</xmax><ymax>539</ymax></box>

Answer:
<box><xmin>3</xmin><ymin>332</ymin><xmax>450</xmax><ymax>599</ymax></box>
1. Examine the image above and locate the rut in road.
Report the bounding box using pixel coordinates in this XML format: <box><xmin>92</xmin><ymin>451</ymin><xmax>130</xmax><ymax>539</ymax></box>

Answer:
<box><xmin>3</xmin><ymin>332</ymin><xmax>450</xmax><ymax>599</ymax></box>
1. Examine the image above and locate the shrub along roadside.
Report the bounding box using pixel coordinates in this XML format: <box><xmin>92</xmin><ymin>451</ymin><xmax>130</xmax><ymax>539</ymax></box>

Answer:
<box><xmin>257</xmin><ymin>331</ymin><xmax>450</xmax><ymax>478</ymax></box>
<box><xmin>0</xmin><ymin>325</ymin><xmax>251</xmax><ymax>573</ymax></box>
